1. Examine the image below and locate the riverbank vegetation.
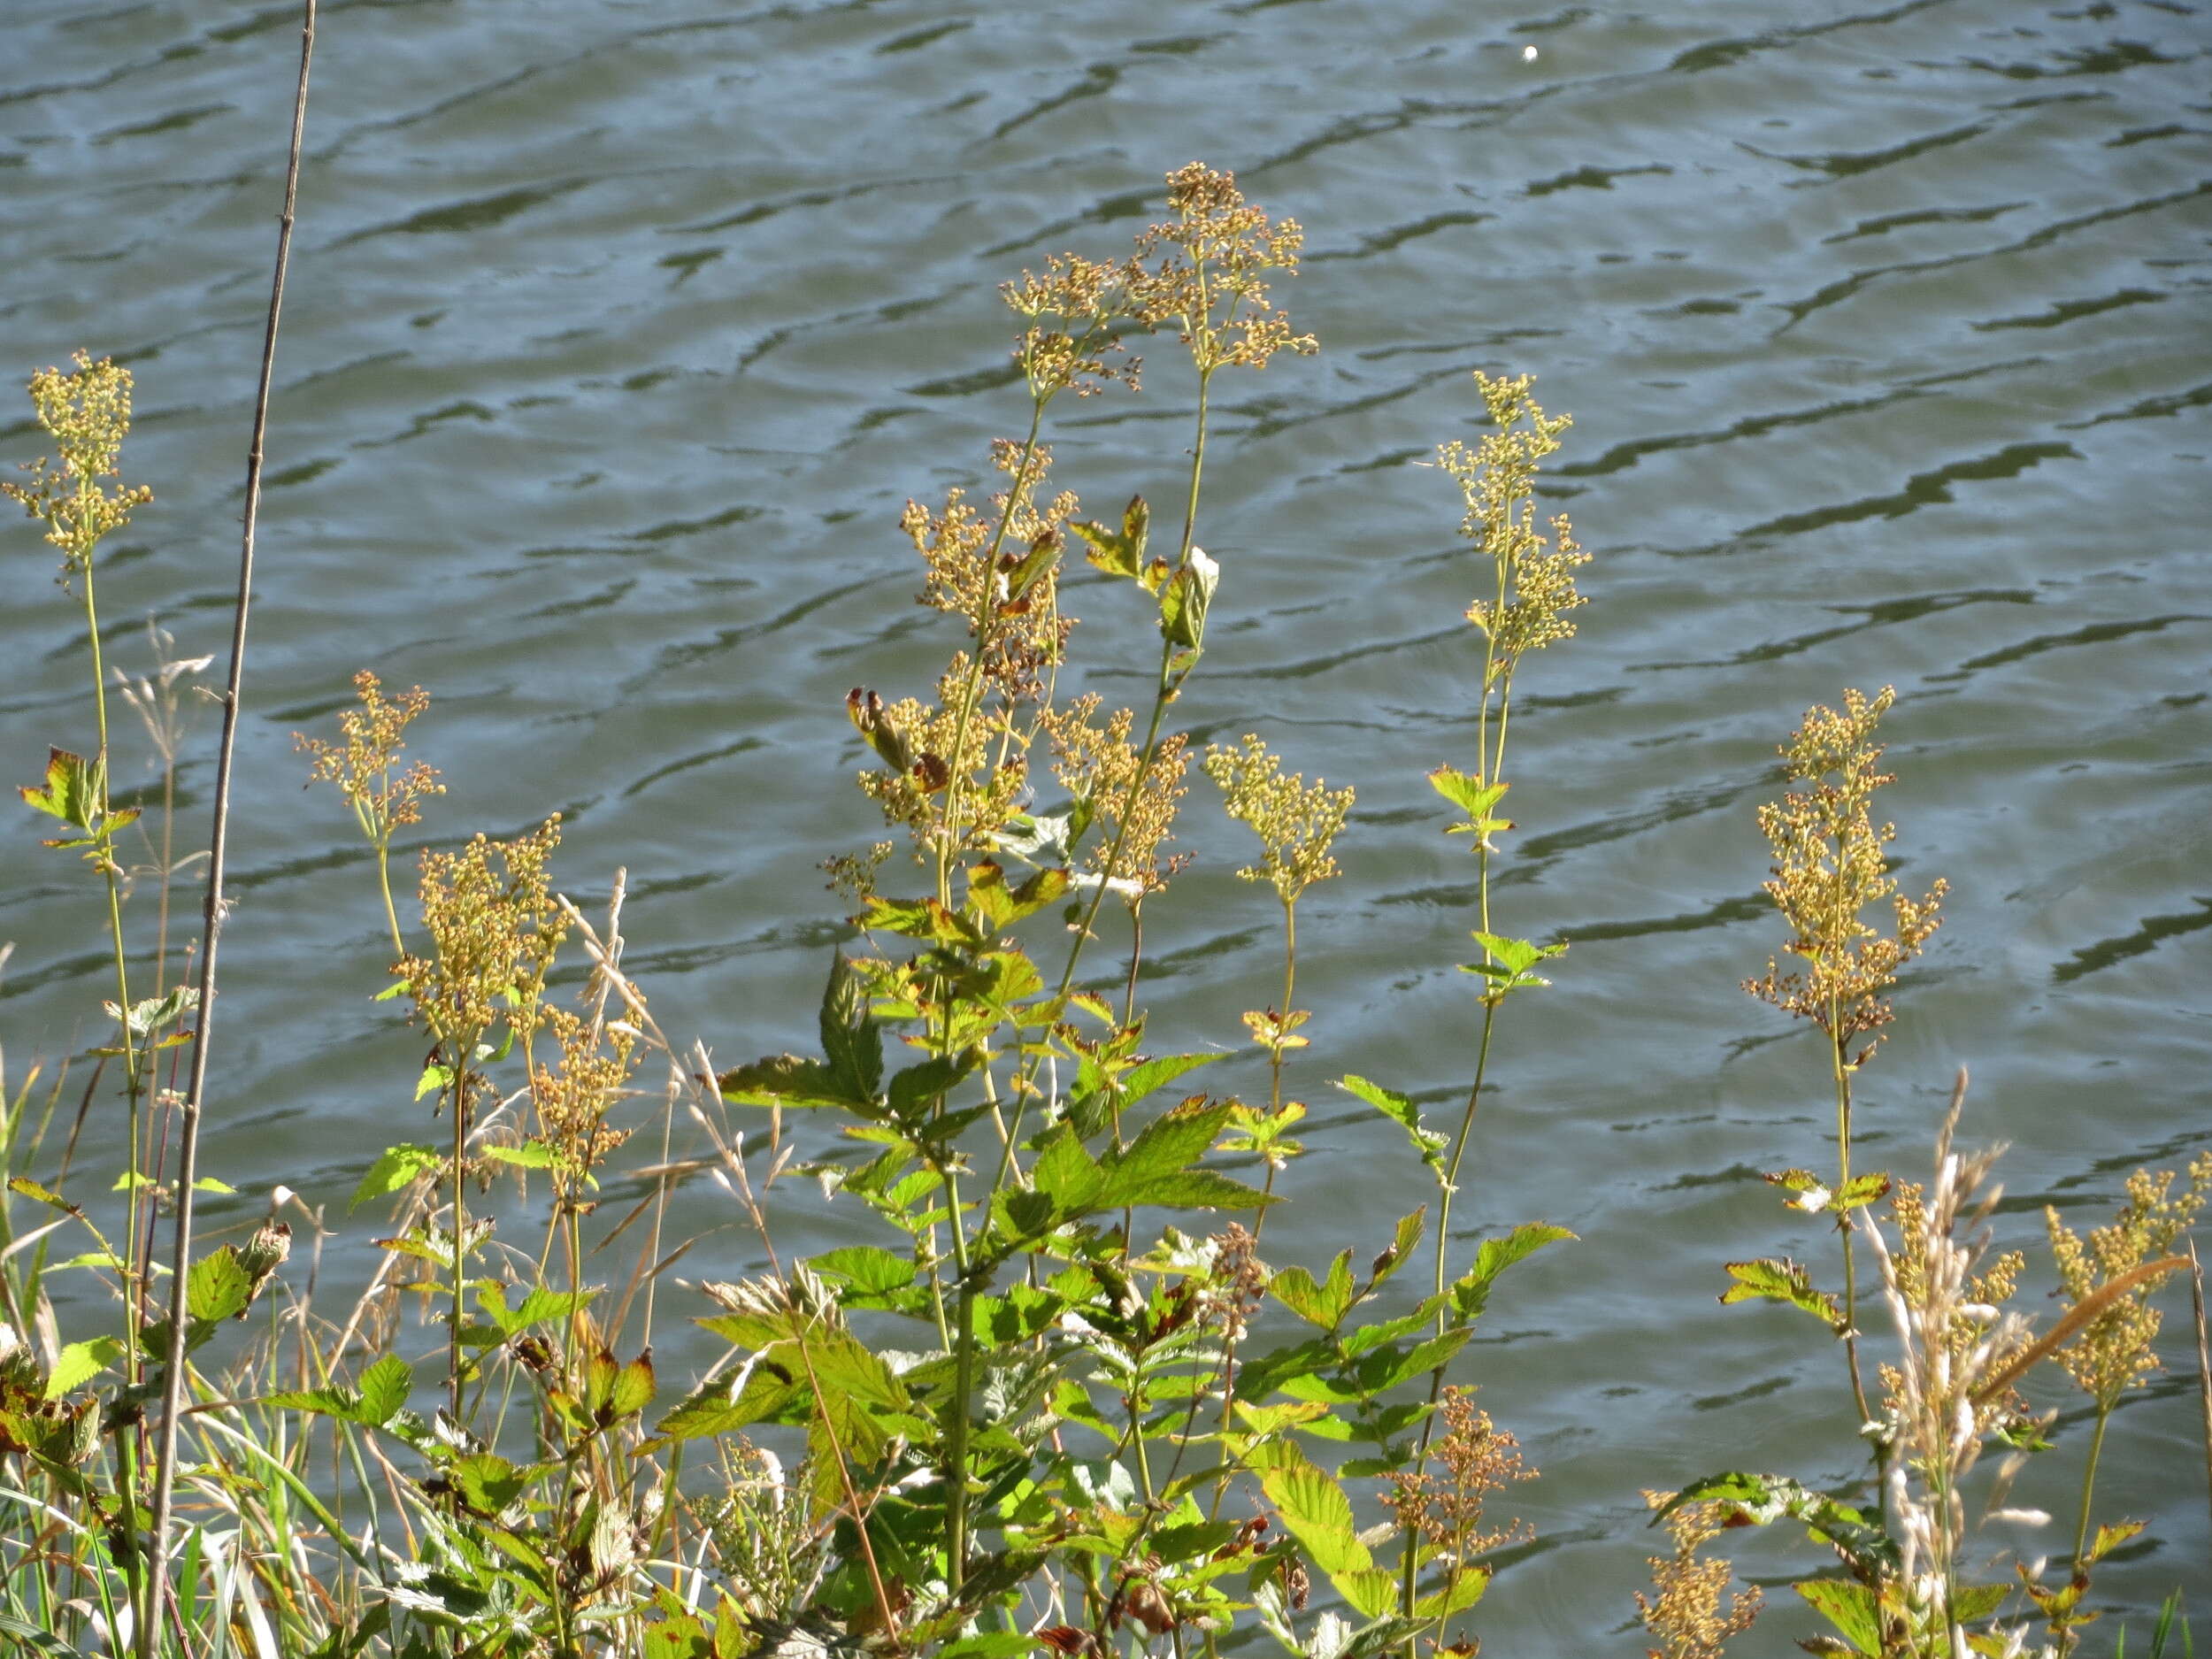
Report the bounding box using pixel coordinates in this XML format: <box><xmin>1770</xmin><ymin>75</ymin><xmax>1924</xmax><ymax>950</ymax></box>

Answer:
<box><xmin>2</xmin><ymin>148</ymin><xmax>2205</xmax><ymax>1659</ymax></box>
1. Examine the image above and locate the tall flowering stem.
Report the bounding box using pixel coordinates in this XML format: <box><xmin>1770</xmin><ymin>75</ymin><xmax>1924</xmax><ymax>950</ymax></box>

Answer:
<box><xmin>5</xmin><ymin>353</ymin><xmax>160</xmax><ymax>1628</ymax></box>
<box><xmin>1045</xmin><ymin>163</ymin><xmax>1316</xmax><ymax>1021</ymax></box>
<box><xmin>1409</xmin><ymin>374</ymin><xmax>1584</xmax><ymax>1477</ymax></box>
<box><xmin>1747</xmin><ymin>686</ymin><xmax>1946</xmax><ymax>1440</ymax></box>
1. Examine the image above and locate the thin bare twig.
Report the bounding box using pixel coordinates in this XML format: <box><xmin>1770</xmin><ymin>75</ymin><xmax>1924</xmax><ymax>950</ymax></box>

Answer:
<box><xmin>142</xmin><ymin>4</ymin><xmax>318</xmax><ymax>1652</ymax></box>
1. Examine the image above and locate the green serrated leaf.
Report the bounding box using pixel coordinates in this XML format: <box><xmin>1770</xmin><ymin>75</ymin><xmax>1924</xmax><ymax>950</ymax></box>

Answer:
<box><xmin>1795</xmin><ymin>1579</ymin><xmax>1881</xmax><ymax>1656</ymax></box>
<box><xmin>817</xmin><ymin>952</ymin><xmax>884</xmax><ymax>1103</ymax></box>
<box><xmin>1832</xmin><ymin>1173</ymin><xmax>1893</xmax><ymax>1210</ymax></box>
<box><xmin>1118</xmin><ymin>1050</ymin><xmax>1225</xmax><ymax>1108</ymax></box>
<box><xmin>449</xmin><ymin>1452</ymin><xmax>528</xmax><ymax>1517</ymax></box>
<box><xmin>1105</xmin><ymin>1099</ymin><xmax>1231</xmax><ymax>1191</ymax></box>
<box><xmin>1339</xmin><ymin>1075</ymin><xmax>1445</xmax><ymax>1168</ymax></box>
<box><xmin>1659</xmin><ymin>1472</ymin><xmax>1898</xmax><ymax>1579</ymax></box>
<box><xmin>1413</xmin><ymin>1566</ymin><xmax>1491</xmax><ymax>1619</ymax></box>
<box><xmin>45</xmin><ymin>1337</ymin><xmax>124</xmax><ymax>1400</ymax></box>
<box><xmin>187</xmin><ymin>1247</ymin><xmax>252</xmax><ymax>1323</ymax></box>
<box><xmin>350</xmin><ymin>1144</ymin><xmax>443</xmax><ymax>1211</ymax></box>
<box><xmin>1258</xmin><ymin>1463</ymin><xmax>1370</xmax><ymax>1578</ymax></box>
<box><xmin>357</xmin><ymin>1354</ymin><xmax>412</xmax><ymax>1425</ymax></box>
<box><xmin>481</xmin><ymin>1142</ymin><xmax>557</xmax><ymax>1171</ymax></box>
<box><xmin>1453</xmin><ymin>1222</ymin><xmax>1576</xmax><ymax>1321</ymax></box>
<box><xmin>1271</xmin><ymin>1251</ymin><xmax>1356</xmax><ymax>1330</ymax></box>
<box><xmin>650</xmin><ymin>1349</ymin><xmax>802</xmax><ymax>1447</ymax></box>
<box><xmin>1720</xmin><ymin>1258</ymin><xmax>1843</xmax><ymax>1330</ymax></box>
<box><xmin>887</xmin><ymin>1052</ymin><xmax>976</xmax><ymax>1125</ymax></box>
<box><xmin>1369</xmin><ymin>1209</ymin><xmax>1425</xmax><ymax>1289</ymax></box>
<box><xmin>1157</xmin><ymin>548</ymin><xmax>1218</xmax><ymax>651</ymax></box>
<box><xmin>20</xmin><ymin>748</ymin><xmax>97</xmax><ymax>830</ymax></box>
<box><xmin>717</xmin><ymin>1054</ymin><xmax>877</xmax><ymax>1114</ymax></box>
<box><xmin>809</xmin><ymin>1246</ymin><xmax>916</xmax><ymax>1297</ymax></box>
<box><xmin>1426</xmin><ymin>767</ymin><xmax>1508</xmax><ymax>819</ymax></box>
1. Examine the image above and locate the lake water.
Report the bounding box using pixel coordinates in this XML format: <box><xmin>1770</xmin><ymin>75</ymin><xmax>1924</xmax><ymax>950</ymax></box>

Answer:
<box><xmin>5</xmin><ymin>0</ymin><xmax>2210</xmax><ymax>1648</ymax></box>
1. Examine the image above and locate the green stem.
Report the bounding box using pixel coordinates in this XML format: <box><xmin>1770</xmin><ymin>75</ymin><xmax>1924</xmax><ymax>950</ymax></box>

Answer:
<box><xmin>1395</xmin><ymin>998</ymin><xmax>1502</xmax><ymax>1631</ymax></box>
<box><xmin>1268</xmin><ymin>897</ymin><xmax>1296</xmax><ymax>1123</ymax></box>
<box><xmin>449</xmin><ymin>1061</ymin><xmax>471</xmax><ymax>1418</ymax></box>
<box><xmin>374</xmin><ymin>840</ymin><xmax>403</xmax><ymax>964</ymax></box>
<box><xmin>2070</xmin><ymin>1402</ymin><xmax>2111</xmax><ymax>1572</ymax></box>
<box><xmin>936</xmin><ymin>403</ymin><xmax>1048</xmax><ymax>910</ymax></box>
<box><xmin>996</xmin><ymin>368</ymin><xmax>1215</xmax><ymax>1191</ymax></box>
<box><xmin>941</xmin><ymin>1163</ymin><xmax>977</xmax><ymax>1594</ymax></box>
<box><xmin>81</xmin><ymin>559</ymin><xmax>146</xmax><ymax>1337</ymax></box>
<box><xmin>79</xmin><ymin>522</ymin><xmax>150</xmax><ymax>1637</ymax></box>
<box><xmin>1828</xmin><ymin>1020</ymin><xmax>1875</xmax><ymax>1445</ymax></box>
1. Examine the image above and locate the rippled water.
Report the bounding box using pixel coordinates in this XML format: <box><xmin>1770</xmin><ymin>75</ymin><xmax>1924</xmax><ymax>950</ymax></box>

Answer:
<box><xmin>6</xmin><ymin>0</ymin><xmax>2211</xmax><ymax>1646</ymax></box>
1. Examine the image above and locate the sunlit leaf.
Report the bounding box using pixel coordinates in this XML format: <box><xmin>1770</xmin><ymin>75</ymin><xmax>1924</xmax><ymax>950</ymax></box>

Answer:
<box><xmin>350</xmin><ymin>1143</ymin><xmax>443</xmax><ymax>1211</ymax></box>
<box><xmin>1794</xmin><ymin>1579</ymin><xmax>1880</xmax><ymax>1656</ymax></box>
<box><xmin>45</xmin><ymin>1337</ymin><xmax>123</xmax><ymax>1400</ymax></box>
<box><xmin>1720</xmin><ymin>1257</ymin><xmax>1843</xmax><ymax>1331</ymax></box>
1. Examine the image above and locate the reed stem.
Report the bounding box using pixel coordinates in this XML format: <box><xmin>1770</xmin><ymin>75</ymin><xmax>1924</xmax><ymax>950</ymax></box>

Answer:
<box><xmin>142</xmin><ymin>7</ymin><xmax>315</xmax><ymax>1650</ymax></box>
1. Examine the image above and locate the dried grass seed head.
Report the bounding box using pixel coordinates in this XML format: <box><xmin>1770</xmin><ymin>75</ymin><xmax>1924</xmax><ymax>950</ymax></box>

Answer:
<box><xmin>1133</xmin><ymin>163</ymin><xmax>1317</xmax><ymax>375</ymax></box>
<box><xmin>4</xmin><ymin>352</ymin><xmax>155</xmax><ymax>584</ymax></box>
<box><xmin>1880</xmin><ymin>1177</ymin><xmax>2031</xmax><ymax>1437</ymax></box>
<box><xmin>1745</xmin><ymin>687</ymin><xmax>1947</xmax><ymax>1064</ymax></box>
<box><xmin>2047</xmin><ymin>1152</ymin><xmax>2212</xmax><ymax>1408</ymax></box>
<box><xmin>1203</xmin><ymin>733</ymin><xmax>1353</xmax><ymax>907</ymax></box>
<box><xmin>1863</xmin><ymin>1107</ymin><xmax>2036</xmax><ymax>1604</ymax></box>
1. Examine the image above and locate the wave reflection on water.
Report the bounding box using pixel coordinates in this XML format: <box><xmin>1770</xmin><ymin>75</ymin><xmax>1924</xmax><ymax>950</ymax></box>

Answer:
<box><xmin>5</xmin><ymin>0</ymin><xmax>2210</xmax><ymax>1645</ymax></box>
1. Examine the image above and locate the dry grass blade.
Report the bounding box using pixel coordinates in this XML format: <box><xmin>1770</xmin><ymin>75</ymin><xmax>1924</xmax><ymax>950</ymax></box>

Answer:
<box><xmin>1970</xmin><ymin>1254</ymin><xmax>2192</xmax><ymax>1407</ymax></box>
<box><xmin>2193</xmin><ymin>1238</ymin><xmax>2212</xmax><ymax>1542</ymax></box>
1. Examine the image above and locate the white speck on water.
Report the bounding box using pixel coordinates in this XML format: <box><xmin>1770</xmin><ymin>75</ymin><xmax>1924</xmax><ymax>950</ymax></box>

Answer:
<box><xmin>1522</xmin><ymin>44</ymin><xmax>1539</xmax><ymax>62</ymax></box>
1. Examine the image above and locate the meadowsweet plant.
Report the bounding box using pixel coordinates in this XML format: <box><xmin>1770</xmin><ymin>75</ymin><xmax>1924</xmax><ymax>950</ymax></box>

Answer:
<box><xmin>13</xmin><ymin>149</ymin><xmax>2212</xmax><ymax>1659</ymax></box>
<box><xmin>1655</xmin><ymin>1097</ymin><xmax>2032</xmax><ymax>1658</ymax></box>
<box><xmin>296</xmin><ymin>669</ymin><xmax>444</xmax><ymax>956</ymax></box>
<box><xmin>1636</xmin><ymin>1489</ymin><xmax>1764</xmax><ymax>1659</ymax></box>
<box><xmin>1657</xmin><ymin>702</ymin><xmax>2199</xmax><ymax>1657</ymax></box>
<box><xmin>3</xmin><ymin>354</ymin><xmax>191</xmax><ymax>1635</ymax></box>
<box><xmin>705</xmin><ymin>165</ymin><xmax>1574</xmax><ymax>1659</ymax></box>
<box><xmin>1742</xmin><ymin>685</ymin><xmax>1947</xmax><ymax>1437</ymax></box>
<box><xmin>2027</xmin><ymin>1156</ymin><xmax>2210</xmax><ymax>1649</ymax></box>
<box><xmin>1323</xmin><ymin>371</ymin><xmax>1584</xmax><ymax>1642</ymax></box>
<box><xmin>396</xmin><ymin>815</ymin><xmax>567</xmax><ymax>1411</ymax></box>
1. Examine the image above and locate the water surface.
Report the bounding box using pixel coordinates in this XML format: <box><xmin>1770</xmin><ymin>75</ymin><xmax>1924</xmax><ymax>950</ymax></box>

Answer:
<box><xmin>4</xmin><ymin>0</ymin><xmax>2210</xmax><ymax>1647</ymax></box>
